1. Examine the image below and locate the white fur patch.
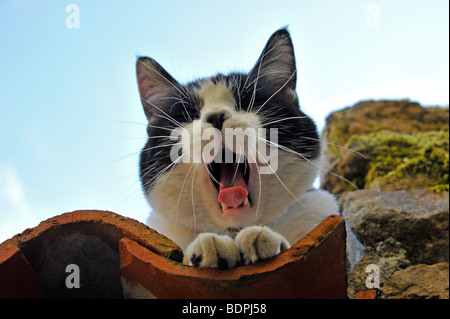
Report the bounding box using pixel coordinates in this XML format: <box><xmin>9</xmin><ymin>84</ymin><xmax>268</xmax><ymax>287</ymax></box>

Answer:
<box><xmin>184</xmin><ymin>233</ymin><xmax>241</xmax><ymax>268</ymax></box>
<box><xmin>235</xmin><ymin>226</ymin><xmax>290</xmax><ymax>264</ymax></box>
<box><xmin>196</xmin><ymin>79</ymin><xmax>235</xmax><ymax>111</ymax></box>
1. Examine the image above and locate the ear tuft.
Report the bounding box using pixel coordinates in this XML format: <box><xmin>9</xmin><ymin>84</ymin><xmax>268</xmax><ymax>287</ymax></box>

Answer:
<box><xmin>136</xmin><ymin>57</ymin><xmax>180</xmax><ymax>119</ymax></box>
<box><xmin>249</xmin><ymin>29</ymin><xmax>297</xmax><ymax>90</ymax></box>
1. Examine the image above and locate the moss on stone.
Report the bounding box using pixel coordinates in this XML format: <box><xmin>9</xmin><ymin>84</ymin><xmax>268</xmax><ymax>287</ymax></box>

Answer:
<box><xmin>322</xmin><ymin>100</ymin><xmax>449</xmax><ymax>156</ymax></box>
<box><xmin>345</xmin><ymin>130</ymin><xmax>449</xmax><ymax>192</ymax></box>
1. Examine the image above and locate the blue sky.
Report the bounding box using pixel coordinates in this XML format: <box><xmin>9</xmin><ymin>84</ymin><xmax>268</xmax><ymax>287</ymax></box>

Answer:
<box><xmin>0</xmin><ymin>0</ymin><xmax>448</xmax><ymax>242</ymax></box>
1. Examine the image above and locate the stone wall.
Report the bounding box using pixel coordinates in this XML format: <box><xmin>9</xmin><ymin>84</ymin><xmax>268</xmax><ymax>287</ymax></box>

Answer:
<box><xmin>321</xmin><ymin>99</ymin><xmax>449</xmax><ymax>299</ymax></box>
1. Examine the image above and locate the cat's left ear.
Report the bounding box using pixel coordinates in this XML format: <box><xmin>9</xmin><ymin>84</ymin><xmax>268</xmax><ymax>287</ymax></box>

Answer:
<box><xmin>136</xmin><ymin>56</ymin><xmax>181</xmax><ymax>119</ymax></box>
<box><xmin>249</xmin><ymin>28</ymin><xmax>297</xmax><ymax>90</ymax></box>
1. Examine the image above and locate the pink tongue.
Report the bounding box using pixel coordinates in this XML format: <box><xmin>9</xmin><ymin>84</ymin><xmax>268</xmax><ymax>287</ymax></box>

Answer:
<box><xmin>218</xmin><ymin>163</ymin><xmax>248</xmax><ymax>209</ymax></box>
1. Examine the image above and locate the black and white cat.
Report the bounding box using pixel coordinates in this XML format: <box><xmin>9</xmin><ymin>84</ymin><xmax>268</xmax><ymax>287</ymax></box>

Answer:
<box><xmin>136</xmin><ymin>29</ymin><xmax>361</xmax><ymax>269</ymax></box>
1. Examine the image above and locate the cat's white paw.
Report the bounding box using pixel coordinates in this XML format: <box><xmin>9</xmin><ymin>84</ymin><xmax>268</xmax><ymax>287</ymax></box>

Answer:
<box><xmin>235</xmin><ymin>226</ymin><xmax>290</xmax><ymax>265</ymax></box>
<box><xmin>184</xmin><ymin>233</ymin><xmax>241</xmax><ymax>269</ymax></box>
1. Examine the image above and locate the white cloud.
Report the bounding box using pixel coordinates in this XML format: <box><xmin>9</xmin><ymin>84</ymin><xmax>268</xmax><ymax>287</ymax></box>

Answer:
<box><xmin>0</xmin><ymin>164</ymin><xmax>36</xmax><ymax>243</ymax></box>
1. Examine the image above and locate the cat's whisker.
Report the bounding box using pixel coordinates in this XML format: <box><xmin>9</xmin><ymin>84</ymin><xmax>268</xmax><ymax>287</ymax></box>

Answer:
<box><xmin>191</xmin><ymin>165</ymin><xmax>198</xmax><ymax>236</ymax></box>
<box><xmin>140</xmin><ymin>153</ymin><xmax>183</xmax><ymax>190</ymax></box>
<box><xmin>146</xmin><ymin>135</ymin><xmax>171</xmax><ymax>139</ymax></box>
<box><xmin>174</xmin><ymin>163</ymin><xmax>195</xmax><ymax>235</ymax></box>
<box><xmin>204</xmin><ymin>162</ymin><xmax>222</xmax><ymax>188</ymax></box>
<box><xmin>261</xmin><ymin>120</ymin><xmax>366</xmax><ymax>160</ymax></box>
<box><xmin>108</xmin><ymin>140</ymin><xmax>176</xmax><ymax>166</ymax></box>
<box><xmin>141</xmin><ymin>142</ymin><xmax>182</xmax><ymax>153</ymax></box>
<box><xmin>178</xmin><ymin>101</ymin><xmax>193</xmax><ymax>123</ymax></box>
<box><xmin>144</xmin><ymin>124</ymin><xmax>178</xmax><ymax>133</ymax></box>
<box><xmin>299</xmin><ymin>136</ymin><xmax>367</xmax><ymax>159</ymax></box>
<box><xmin>232</xmin><ymin>74</ymin><xmax>243</xmax><ymax>111</ymax></box>
<box><xmin>141</xmin><ymin>96</ymin><xmax>183</xmax><ymax>128</ymax></box>
<box><xmin>253</xmin><ymin>70</ymin><xmax>297</xmax><ymax>115</ymax></box>
<box><xmin>153</xmin><ymin>113</ymin><xmax>183</xmax><ymax>129</ymax></box>
<box><xmin>230</xmin><ymin>144</ymin><xmax>244</xmax><ymax>186</ymax></box>
<box><xmin>93</xmin><ymin>116</ymin><xmax>148</xmax><ymax>127</ymax></box>
<box><xmin>255</xmin><ymin>147</ymin><xmax>306</xmax><ymax>208</ymax></box>
<box><xmin>162</xmin><ymin>97</ymin><xmax>193</xmax><ymax>123</ymax></box>
<box><xmin>107</xmin><ymin>150</ymin><xmax>142</xmax><ymax>165</ymax></box>
<box><xmin>258</xmin><ymin>136</ymin><xmax>359</xmax><ymax>190</ymax></box>
<box><xmin>158</xmin><ymin>95</ymin><xmax>185</xmax><ymax>103</ymax></box>
<box><xmin>260</xmin><ymin>116</ymin><xmax>309</xmax><ymax>127</ymax></box>
<box><xmin>156</xmin><ymin>95</ymin><xmax>196</xmax><ymax>128</ymax></box>
<box><xmin>119</xmin><ymin>153</ymin><xmax>183</xmax><ymax>205</ymax></box>
<box><xmin>247</xmin><ymin>58</ymin><xmax>263</xmax><ymax>113</ymax></box>
<box><xmin>246</xmin><ymin>145</ymin><xmax>262</xmax><ymax>224</ymax></box>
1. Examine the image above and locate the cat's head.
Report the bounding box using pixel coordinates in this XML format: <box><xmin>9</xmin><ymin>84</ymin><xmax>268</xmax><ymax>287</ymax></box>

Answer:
<box><xmin>136</xmin><ymin>29</ymin><xmax>321</xmax><ymax>233</ymax></box>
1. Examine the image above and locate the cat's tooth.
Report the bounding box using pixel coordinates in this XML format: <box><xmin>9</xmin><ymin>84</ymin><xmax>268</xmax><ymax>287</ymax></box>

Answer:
<box><xmin>243</xmin><ymin>197</ymin><xmax>250</xmax><ymax>207</ymax></box>
<box><xmin>221</xmin><ymin>202</ymin><xmax>230</xmax><ymax>210</ymax></box>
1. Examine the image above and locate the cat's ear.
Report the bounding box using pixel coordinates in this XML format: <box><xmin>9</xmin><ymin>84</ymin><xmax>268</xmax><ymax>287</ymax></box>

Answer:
<box><xmin>136</xmin><ymin>56</ymin><xmax>180</xmax><ymax>119</ymax></box>
<box><xmin>249</xmin><ymin>28</ymin><xmax>297</xmax><ymax>90</ymax></box>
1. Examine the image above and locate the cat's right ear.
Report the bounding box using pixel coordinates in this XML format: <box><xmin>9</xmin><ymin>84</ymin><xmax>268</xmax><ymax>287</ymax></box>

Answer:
<box><xmin>249</xmin><ymin>29</ymin><xmax>297</xmax><ymax>91</ymax></box>
<box><xmin>136</xmin><ymin>56</ymin><xmax>180</xmax><ymax>119</ymax></box>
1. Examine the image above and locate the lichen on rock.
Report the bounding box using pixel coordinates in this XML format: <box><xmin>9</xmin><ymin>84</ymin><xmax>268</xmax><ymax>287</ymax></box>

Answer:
<box><xmin>322</xmin><ymin>100</ymin><xmax>449</xmax><ymax>153</ymax></box>
<box><xmin>344</xmin><ymin>130</ymin><xmax>449</xmax><ymax>192</ymax></box>
<box><xmin>321</xmin><ymin>100</ymin><xmax>449</xmax><ymax>195</ymax></box>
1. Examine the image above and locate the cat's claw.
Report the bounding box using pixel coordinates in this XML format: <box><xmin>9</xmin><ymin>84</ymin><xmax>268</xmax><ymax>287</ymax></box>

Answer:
<box><xmin>235</xmin><ymin>226</ymin><xmax>290</xmax><ymax>265</ymax></box>
<box><xmin>184</xmin><ymin>233</ymin><xmax>241</xmax><ymax>269</ymax></box>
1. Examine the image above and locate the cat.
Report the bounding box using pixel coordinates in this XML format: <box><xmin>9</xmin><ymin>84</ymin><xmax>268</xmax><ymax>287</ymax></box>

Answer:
<box><xmin>136</xmin><ymin>28</ymin><xmax>362</xmax><ymax>269</ymax></box>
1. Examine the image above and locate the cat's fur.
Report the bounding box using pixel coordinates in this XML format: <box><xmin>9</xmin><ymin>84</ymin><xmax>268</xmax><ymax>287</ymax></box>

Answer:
<box><xmin>136</xmin><ymin>29</ymin><xmax>362</xmax><ymax>269</ymax></box>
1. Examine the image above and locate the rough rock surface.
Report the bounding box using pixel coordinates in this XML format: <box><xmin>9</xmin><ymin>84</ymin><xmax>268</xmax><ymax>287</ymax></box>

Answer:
<box><xmin>322</xmin><ymin>100</ymin><xmax>448</xmax><ymax>149</ymax></box>
<box><xmin>321</xmin><ymin>100</ymin><xmax>449</xmax><ymax>195</ymax></box>
<box><xmin>347</xmin><ymin>237</ymin><xmax>411</xmax><ymax>299</ymax></box>
<box><xmin>321</xmin><ymin>99</ymin><xmax>449</xmax><ymax>299</ymax></box>
<box><xmin>342</xmin><ymin>190</ymin><xmax>449</xmax><ymax>264</ymax></box>
<box><xmin>381</xmin><ymin>263</ymin><xmax>449</xmax><ymax>299</ymax></box>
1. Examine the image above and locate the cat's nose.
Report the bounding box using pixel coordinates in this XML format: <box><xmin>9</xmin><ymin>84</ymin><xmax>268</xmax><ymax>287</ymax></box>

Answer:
<box><xmin>206</xmin><ymin>112</ymin><xmax>228</xmax><ymax>130</ymax></box>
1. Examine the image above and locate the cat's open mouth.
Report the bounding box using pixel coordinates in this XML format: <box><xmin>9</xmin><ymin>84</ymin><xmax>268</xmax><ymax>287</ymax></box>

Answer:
<box><xmin>208</xmin><ymin>150</ymin><xmax>251</xmax><ymax>213</ymax></box>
